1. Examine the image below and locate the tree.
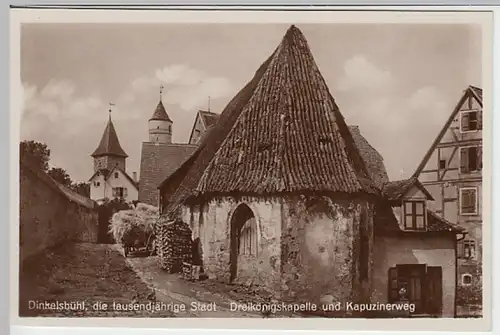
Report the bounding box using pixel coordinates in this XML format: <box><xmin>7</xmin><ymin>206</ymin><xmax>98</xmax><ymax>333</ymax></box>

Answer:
<box><xmin>71</xmin><ymin>182</ymin><xmax>90</xmax><ymax>197</ymax></box>
<box><xmin>20</xmin><ymin>140</ymin><xmax>50</xmax><ymax>172</ymax></box>
<box><xmin>48</xmin><ymin>167</ymin><xmax>72</xmax><ymax>186</ymax></box>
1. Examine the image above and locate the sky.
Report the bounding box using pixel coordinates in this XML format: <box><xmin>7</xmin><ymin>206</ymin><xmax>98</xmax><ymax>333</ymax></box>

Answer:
<box><xmin>20</xmin><ymin>23</ymin><xmax>482</xmax><ymax>183</ymax></box>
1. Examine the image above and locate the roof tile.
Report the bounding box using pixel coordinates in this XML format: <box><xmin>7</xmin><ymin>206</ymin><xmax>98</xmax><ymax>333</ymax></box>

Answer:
<box><xmin>164</xmin><ymin>25</ymin><xmax>378</xmax><ymax>213</ymax></box>
<box><xmin>139</xmin><ymin>143</ymin><xmax>197</xmax><ymax>206</ymax></box>
<box><xmin>150</xmin><ymin>100</ymin><xmax>172</xmax><ymax>122</ymax></box>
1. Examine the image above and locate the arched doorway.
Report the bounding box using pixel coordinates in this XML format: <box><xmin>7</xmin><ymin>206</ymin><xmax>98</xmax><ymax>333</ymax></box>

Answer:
<box><xmin>229</xmin><ymin>203</ymin><xmax>257</xmax><ymax>282</ymax></box>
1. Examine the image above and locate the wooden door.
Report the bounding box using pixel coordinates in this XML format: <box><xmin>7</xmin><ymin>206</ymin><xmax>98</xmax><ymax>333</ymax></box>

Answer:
<box><xmin>425</xmin><ymin>266</ymin><xmax>443</xmax><ymax>316</ymax></box>
<box><xmin>396</xmin><ymin>264</ymin><xmax>426</xmax><ymax>313</ymax></box>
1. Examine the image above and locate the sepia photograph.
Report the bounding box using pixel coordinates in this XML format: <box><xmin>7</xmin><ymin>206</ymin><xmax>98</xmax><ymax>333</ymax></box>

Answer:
<box><xmin>11</xmin><ymin>8</ymin><xmax>492</xmax><ymax>331</ymax></box>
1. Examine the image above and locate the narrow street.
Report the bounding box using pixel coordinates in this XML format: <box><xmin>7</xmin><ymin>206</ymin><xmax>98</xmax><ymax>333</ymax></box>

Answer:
<box><xmin>110</xmin><ymin>244</ymin><xmax>265</xmax><ymax>317</ymax></box>
<box><xmin>19</xmin><ymin>242</ymin><xmax>295</xmax><ymax>318</ymax></box>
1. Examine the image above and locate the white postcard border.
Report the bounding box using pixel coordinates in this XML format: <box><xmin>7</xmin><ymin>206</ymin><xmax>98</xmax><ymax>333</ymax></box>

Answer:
<box><xmin>9</xmin><ymin>7</ymin><xmax>495</xmax><ymax>332</ymax></box>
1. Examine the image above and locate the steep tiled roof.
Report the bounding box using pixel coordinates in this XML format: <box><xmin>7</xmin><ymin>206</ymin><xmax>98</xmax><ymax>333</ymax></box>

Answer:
<box><xmin>91</xmin><ymin>116</ymin><xmax>128</xmax><ymax>158</ymax></box>
<box><xmin>199</xmin><ymin>110</ymin><xmax>219</xmax><ymax>128</ymax></box>
<box><xmin>348</xmin><ymin>126</ymin><xmax>389</xmax><ymax>189</ymax></box>
<box><xmin>139</xmin><ymin>143</ymin><xmax>197</xmax><ymax>206</ymax></box>
<box><xmin>382</xmin><ymin>177</ymin><xmax>434</xmax><ymax>202</ymax></box>
<box><xmin>57</xmin><ymin>183</ymin><xmax>95</xmax><ymax>209</ymax></box>
<box><xmin>469</xmin><ymin>85</ymin><xmax>483</xmax><ymax>103</ymax></box>
<box><xmin>150</xmin><ymin>100</ymin><xmax>172</xmax><ymax>122</ymax></box>
<box><xmin>374</xmin><ymin>204</ymin><xmax>465</xmax><ymax>235</ymax></box>
<box><xmin>427</xmin><ymin>210</ymin><xmax>466</xmax><ymax>233</ymax></box>
<box><xmin>164</xmin><ymin>25</ymin><xmax>378</xmax><ymax>213</ymax></box>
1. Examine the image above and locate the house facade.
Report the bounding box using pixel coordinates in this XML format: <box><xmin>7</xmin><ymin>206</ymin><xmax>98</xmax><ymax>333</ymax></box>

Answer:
<box><xmin>89</xmin><ymin>113</ymin><xmax>138</xmax><ymax>204</ymax></box>
<box><xmin>156</xmin><ymin>25</ymin><xmax>465</xmax><ymax>317</ymax></box>
<box><xmin>412</xmin><ymin>86</ymin><xmax>483</xmax><ymax>296</ymax></box>
<box><xmin>89</xmin><ymin>165</ymin><xmax>138</xmax><ymax>204</ymax></box>
<box><xmin>373</xmin><ymin>178</ymin><xmax>464</xmax><ymax>317</ymax></box>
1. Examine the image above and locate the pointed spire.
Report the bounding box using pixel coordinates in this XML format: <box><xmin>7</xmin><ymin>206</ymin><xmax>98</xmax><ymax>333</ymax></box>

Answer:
<box><xmin>166</xmin><ymin>24</ymin><xmax>376</xmax><ymax>202</ymax></box>
<box><xmin>150</xmin><ymin>84</ymin><xmax>172</xmax><ymax>122</ymax></box>
<box><xmin>108</xmin><ymin>102</ymin><xmax>115</xmax><ymax>120</ymax></box>
<box><xmin>91</xmin><ymin>106</ymin><xmax>128</xmax><ymax>158</ymax></box>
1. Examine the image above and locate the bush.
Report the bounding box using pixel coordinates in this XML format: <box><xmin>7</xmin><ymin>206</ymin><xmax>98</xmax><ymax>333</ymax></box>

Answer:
<box><xmin>457</xmin><ymin>276</ymin><xmax>483</xmax><ymax>306</ymax></box>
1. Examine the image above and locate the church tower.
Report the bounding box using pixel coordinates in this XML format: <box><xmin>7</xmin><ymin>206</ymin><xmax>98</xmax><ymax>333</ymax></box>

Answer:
<box><xmin>91</xmin><ymin>106</ymin><xmax>128</xmax><ymax>172</ymax></box>
<box><xmin>149</xmin><ymin>85</ymin><xmax>173</xmax><ymax>143</ymax></box>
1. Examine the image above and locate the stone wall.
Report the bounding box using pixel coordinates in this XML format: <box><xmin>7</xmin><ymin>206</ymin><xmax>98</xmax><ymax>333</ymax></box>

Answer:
<box><xmin>182</xmin><ymin>195</ymin><xmax>375</xmax><ymax>306</ymax></box>
<box><xmin>186</xmin><ymin>197</ymin><xmax>282</xmax><ymax>292</ymax></box>
<box><xmin>280</xmin><ymin>197</ymin><xmax>374</xmax><ymax>308</ymax></box>
<box><xmin>20</xmin><ymin>162</ymin><xmax>98</xmax><ymax>263</ymax></box>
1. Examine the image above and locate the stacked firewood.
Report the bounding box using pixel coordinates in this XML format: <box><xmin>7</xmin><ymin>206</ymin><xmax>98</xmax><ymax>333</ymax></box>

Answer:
<box><xmin>156</xmin><ymin>217</ymin><xmax>193</xmax><ymax>273</ymax></box>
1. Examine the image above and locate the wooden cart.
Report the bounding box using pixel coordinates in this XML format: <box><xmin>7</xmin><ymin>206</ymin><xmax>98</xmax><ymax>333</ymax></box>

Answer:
<box><xmin>122</xmin><ymin>227</ymin><xmax>156</xmax><ymax>257</ymax></box>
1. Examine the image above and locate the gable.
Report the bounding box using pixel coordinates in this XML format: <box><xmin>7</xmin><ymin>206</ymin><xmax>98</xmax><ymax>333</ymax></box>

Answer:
<box><xmin>106</xmin><ymin>166</ymin><xmax>138</xmax><ymax>190</ymax></box>
<box><xmin>404</xmin><ymin>185</ymin><xmax>428</xmax><ymax>199</ymax></box>
<box><xmin>188</xmin><ymin>112</ymin><xmax>206</xmax><ymax>145</ymax></box>
<box><xmin>413</xmin><ymin>86</ymin><xmax>483</xmax><ymax>179</ymax></box>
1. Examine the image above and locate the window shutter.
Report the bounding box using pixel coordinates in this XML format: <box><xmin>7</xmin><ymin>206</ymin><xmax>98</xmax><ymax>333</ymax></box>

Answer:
<box><xmin>112</xmin><ymin>188</ymin><xmax>117</xmax><ymax>197</ymax></box>
<box><xmin>388</xmin><ymin>267</ymin><xmax>399</xmax><ymax>302</ymax></box>
<box><xmin>467</xmin><ymin>240</ymin><xmax>476</xmax><ymax>259</ymax></box>
<box><xmin>124</xmin><ymin>188</ymin><xmax>128</xmax><ymax>198</ymax></box>
<box><xmin>462</xmin><ymin>190</ymin><xmax>470</xmax><ymax>213</ymax></box>
<box><xmin>478</xmin><ymin>146</ymin><xmax>483</xmax><ymax>170</ymax></box>
<box><xmin>470</xmin><ymin>190</ymin><xmax>476</xmax><ymax>213</ymax></box>
<box><xmin>461</xmin><ymin>112</ymin><xmax>469</xmax><ymax>131</ymax></box>
<box><xmin>477</xmin><ymin>111</ymin><xmax>483</xmax><ymax>130</ymax></box>
<box><xmin>460</xmin><ymin>147</ymin><xmax>469</xmax><ymax>173</ymax></box>
<box><xmin>425</xmin><ymin>266</ymin><xmax>443</xmax><ymax>315</ymax></box>
<box><xmin>457</xmin><ymin>240</ymin><xmax>464</xmax><ymax>258</ymax></box>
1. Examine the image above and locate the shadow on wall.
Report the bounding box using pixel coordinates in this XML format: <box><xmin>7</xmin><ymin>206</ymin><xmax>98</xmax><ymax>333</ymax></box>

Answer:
<box><xmin>19</xmin><ymin>161</ymin><xmax>99</xmax><ymax>264</ymax></box>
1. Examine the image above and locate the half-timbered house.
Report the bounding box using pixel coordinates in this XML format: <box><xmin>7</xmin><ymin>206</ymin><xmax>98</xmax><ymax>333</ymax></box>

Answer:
<box><xmin>412</xmin><ymin>85</ymin><xmax>483</xmax><ymax>299</ymax></box>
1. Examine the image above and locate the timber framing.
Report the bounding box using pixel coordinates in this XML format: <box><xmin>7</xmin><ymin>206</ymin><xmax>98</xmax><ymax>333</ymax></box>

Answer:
<box><xmin>412</xmin><ymin>86</ymin><xmax>483</xmax><ymax>178</ymax></box>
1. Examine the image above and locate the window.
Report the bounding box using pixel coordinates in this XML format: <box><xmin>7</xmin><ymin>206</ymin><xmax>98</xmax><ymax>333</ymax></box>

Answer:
<box><xmin>460</xmin><ymin>188</ymin><xmax>478</xmax><ymax>215</ymax></box>
<box><xmin>460</xmin><ymin>146</ymin><xmax>482</xmax><ymax>173</ymax></box>
<box><xmin>460</xmin><ymin>110</ymin><xmax>481</xmax><ymax>132</ymax></box>
<box><xmin>402</xmin><ymin>200</ymin><xmax>426</xmax><ymax>231</ymax></box>
<box><xmin>439</xmin><ymin>159</ymin><xmax>446</xmax><ymax>170</ymax></box>
<box><xmin>461</xmin><ymin>274</ymin><xmax>473</xmax><ymax>286</ymax></box>
<box><xmin>112</xmin><ymin>187</ymin><xmax>127</xmax><ymax>198</ymax></box>
<box><xmin>94</xmin><ymin>181</ymin><xmax>100</xmax><ymax>187</ymax></box>
<box><xmin>388</xmin><ymin>265</ymin><xmax>443</xmax><ymax>315</ymax></box>
<box><xmin>114</xmin><ymin>172</ymin><xmax>119</xmax><ymax>178</ymax></box>
<box><xmin>457</xmin><ymin>239</ymin><xmax>476</xmax><ymax>259</ymax></box>
<box><xmin>239</xmin><ymin>218</ymin><xmax>258</xmax><ymax>256</ymax></box>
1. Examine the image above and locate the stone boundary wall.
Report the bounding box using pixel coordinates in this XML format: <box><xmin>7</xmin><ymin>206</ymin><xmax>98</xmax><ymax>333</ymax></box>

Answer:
<box><xmin>20</xmin><ymin>160</ymin><xmax>99</xmax><ymax>263</ymax></box>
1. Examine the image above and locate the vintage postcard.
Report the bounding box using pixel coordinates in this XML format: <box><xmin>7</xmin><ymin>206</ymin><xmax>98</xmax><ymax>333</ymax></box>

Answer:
<box><xmin>10</xmin><ymin>7</ymin><xmax>493</xmax><ymax>332</ymax></box>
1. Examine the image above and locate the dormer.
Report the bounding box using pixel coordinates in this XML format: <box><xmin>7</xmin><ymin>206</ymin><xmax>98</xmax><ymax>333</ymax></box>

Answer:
<box><xmin>382</xmin><ymin>177</ymin><xmax>434</xmax><ymax>232</ymax></box>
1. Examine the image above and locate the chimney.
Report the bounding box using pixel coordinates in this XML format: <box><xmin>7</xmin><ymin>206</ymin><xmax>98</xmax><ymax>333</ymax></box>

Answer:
<box><xmin>133</xmin><ymin>172</ymin><xmax>137</xmax><ymax>182</ymax></box>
